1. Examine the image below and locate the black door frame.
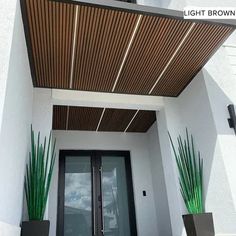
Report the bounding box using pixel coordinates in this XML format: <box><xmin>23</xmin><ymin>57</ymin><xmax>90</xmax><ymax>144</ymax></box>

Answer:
<box><xmin>57</xmin><ymin>150</ymin><xmax>137</xmax><ymax>236</ymax></box>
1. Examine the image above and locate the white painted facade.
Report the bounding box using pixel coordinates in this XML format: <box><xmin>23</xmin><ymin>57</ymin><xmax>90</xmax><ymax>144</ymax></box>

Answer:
<box><xmin>0</xmin><ymin>0</ymin><xmax>236</xmax><ymax>236</ymax></box>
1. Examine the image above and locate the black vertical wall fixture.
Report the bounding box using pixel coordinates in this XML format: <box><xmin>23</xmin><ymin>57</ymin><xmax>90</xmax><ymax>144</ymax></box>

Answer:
<box><xmin>228</xmin><ymin>104</ymin><xmax>236</xmax><ymax>134</ymax></box>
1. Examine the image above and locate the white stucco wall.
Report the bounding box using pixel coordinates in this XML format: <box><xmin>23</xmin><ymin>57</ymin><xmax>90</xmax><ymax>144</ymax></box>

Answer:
<box><xmin>49</xmin><ymin>131</ymin><xmax>159</xmax><ymax>236</ymax></box>
<box><xmin>0</xmin><ymin>0</ymin><xmax>18</xmax><ymax>136</ymax></box>
<box><xmin>32</xmin><ymin>89</ymin><xmax>53</xmax><ymax>138</ymax></box>
<box><xmin>0</xmin><ymin>0</ymin><xmax>33</xmax><ymax>235</ymax></box>
<box><xmin>147</xmin><ymin>123</ymin><xmax>172</xmax><ymax>236</ymax></box>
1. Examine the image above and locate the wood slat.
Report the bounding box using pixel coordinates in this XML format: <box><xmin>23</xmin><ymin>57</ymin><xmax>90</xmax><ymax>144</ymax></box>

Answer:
<box><xmin>127</xmin><ymin>110</ymin><xmax>156</xmax><ymax>132</ymax></box>
<box><xmin>25</xmin><ymin>0</ymin><xmax>76</xmax><ymax>88</ymax></box>
<box><xmin>114</xmin><ymin>15</ymin><xmax>192</xmax><ymax>94</ymax></box>
<box><xmin>72</xmin><ymin>6</ymin><xmax>139</xmax><ymax>92</ymax></box>
<box><xmin>68</xmin><ymin>106</ymin><xmax>103</xmax><ymax>130</ymax></box>
<box><xmin>151</xmin><ymin>23</ymin><xmax>234</xmax><ymax>96</ymax></box>
<box><xmin>98</xmin><ymin>108</ymin><xmax>137</xmax><ymax>132</ymax></box>
<box><xmin>52</xmin><ymin>105</ymin><xmax>68</xmax><ymax>130</ymax></box>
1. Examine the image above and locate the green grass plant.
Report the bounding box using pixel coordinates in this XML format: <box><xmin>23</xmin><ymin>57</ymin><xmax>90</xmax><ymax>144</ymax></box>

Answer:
<box><xmin>168</xmin><ymin>129</ymin><xmax>204</xmax><ymax>214</ymax></box>
<box><xmin>25</xmin><ymin>126</ymin><xmax>56</xmax><ymax>220</ymax></box>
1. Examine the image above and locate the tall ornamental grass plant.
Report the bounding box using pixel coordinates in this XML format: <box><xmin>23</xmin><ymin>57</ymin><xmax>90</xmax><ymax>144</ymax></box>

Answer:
<box><xmin>25</xmin><ymin>126</ymin><xmax>56</xmax><ymax>220</ymax></box>
<box><xmin>168</xmin><ymin>129</ymin><xmax>204</xmax><ymax>214</ymax></box>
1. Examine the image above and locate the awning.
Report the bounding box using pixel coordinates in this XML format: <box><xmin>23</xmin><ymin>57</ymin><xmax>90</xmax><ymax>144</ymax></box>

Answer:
<box><xmin>21</xmin><ymin>0</ymin><xmax>235</xmax><ymax>97</ymax></box>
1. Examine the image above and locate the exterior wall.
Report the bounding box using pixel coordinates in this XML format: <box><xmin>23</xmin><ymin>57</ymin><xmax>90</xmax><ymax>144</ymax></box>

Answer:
<box><xmin>147</xmin><ymin>123</ymin><xmax>172</xmax><ymax>236</ymax></box>
<box><xmin>32</xmin><ymin>88</ymin><xmax>53</xmax><ymax>139</ymax></box>
<box><xmin>49</xmin><ymin>131</ymin><xmax>159</xmax><ymax>236</ymax></box>
<box><xmin>0</xmin><ymin>0</ymin><xmax>18</xmax><ymax>136</ymax></box>
<box><xmin>0</xmin><ymin>222</ymin><xmax>20</xmax><ymax>236</ymax></box>
<box><xmin>0</xmin><ymin>0</ymin><xmax>33</xmax><ymax>235</ymax></box>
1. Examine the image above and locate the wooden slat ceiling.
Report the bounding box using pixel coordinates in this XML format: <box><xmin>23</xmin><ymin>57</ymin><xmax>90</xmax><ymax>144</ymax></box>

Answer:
<box><xmin>53</xmin><ymin>105</ymin><xmax>156</xmax><ymax>132</ymax></box>
<box><xmin>21</xmin><ymin>0</ymin><xmax>234</xmax><ymax>97</ymax></box>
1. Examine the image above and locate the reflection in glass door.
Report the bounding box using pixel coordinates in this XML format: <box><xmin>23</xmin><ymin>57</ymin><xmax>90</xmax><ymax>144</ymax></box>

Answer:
<box><xmin>64</xmin><ymin>156</ymin><xmax>92</xmax><ymax>236</ymax></box>
<box><xmin>101</xmin><ymin>156</ymin><xmax>131</xmax><ymax>236</ymax></box>
<box><xmin>57</xmin><ymin>151</ymin><xmax>137</xmax><ymax>236</ymax></box>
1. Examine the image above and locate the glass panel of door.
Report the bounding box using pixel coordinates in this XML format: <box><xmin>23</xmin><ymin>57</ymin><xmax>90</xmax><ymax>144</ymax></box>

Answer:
<box><xmin>58</xmin><ymin>151</ymin><xmax>137</xmax><ymax>236</ymax></box>
<box><xmin>101</xmin><ymin>156</ymin><xmax>131</xmax><ymax>236</ymax></box>
<box><xmin>64</xmin><ymin>156</ymin><xmax>92</xmax><ymax>236</ymax></box>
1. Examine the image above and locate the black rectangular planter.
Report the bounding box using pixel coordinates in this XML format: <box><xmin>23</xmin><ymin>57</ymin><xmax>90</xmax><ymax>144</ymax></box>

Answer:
<box><xmin>21</xmin><ymin>220</ymin><xmax>50</xmax><ymax>236</ymax></box>
<box><xmin>183</xmin><ymin>213</ymin><xmax>215</xmax><ymax>236</ymax></box>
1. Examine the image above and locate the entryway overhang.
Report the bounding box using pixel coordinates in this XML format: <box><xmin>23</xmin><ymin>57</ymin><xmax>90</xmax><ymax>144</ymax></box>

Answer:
<box><xmin>21</xmin><ymin>0</ymin><xmax>236</xmax><ymax>132</ymax></box>
<box><xmin>21</xmin><ymin>0</ymin><xmax>236</xmax><ymax>97</ymax></box>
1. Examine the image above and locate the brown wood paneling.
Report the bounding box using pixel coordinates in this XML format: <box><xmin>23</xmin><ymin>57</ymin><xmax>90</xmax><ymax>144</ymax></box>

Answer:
<box><xmin>53</xmin><ymin>106</ymin><xmax>156</xmax><ymax>132</ymax></box>
<box><xmin>52</xmin><ymin>105</ymin><xmax>68</xmax><ymax>130</ymax></box>
<box><xmin>23</xmin><ymin>0</ymin><xmax>234</xmax><ymax>97</ymax></box>
<box><xmin>25</xmin><ymin>0</ymin><xmax>76</xmax><ymax>88</ymax></box>
<box><xmin>151</xmin><ymin>23</ymin><xmax>234</xmax><ymax>96</ymax></box>
<box><xmin>114</xmin><ymin>16</ymin><xmax>192</xmax><ymax>94</ymax></box>
<box><xmin>98</xmin><ymin>108</ymin><xmax>137</xmax><ymax>132</ymax></box>
<box><xmin>72</xmin><ymin>6</ymin><xmax>139</xmax><ymax>92</ymax></box>
<box><xmin>127</xmin><ymin>110</ymin><xmax>156</xmax><ymax>132</ymax></box>
<box><xmin>68</xmin><ymin>106</ymin><xmax>103</xmax><ymax>130</ymax></box>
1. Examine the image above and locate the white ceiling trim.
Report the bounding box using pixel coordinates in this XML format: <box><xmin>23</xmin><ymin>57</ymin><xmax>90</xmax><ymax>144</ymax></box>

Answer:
<box><xmin>51</xmin><ymin>89</ymin><xmax>164</xmax><ymax>110</ymax></box>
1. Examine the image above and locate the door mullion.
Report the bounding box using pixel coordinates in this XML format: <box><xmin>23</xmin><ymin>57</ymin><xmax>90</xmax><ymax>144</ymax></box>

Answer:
<box><xmin>99</xmin><ymin>164</ymin><xmax>105</xmax><ymax>236</ymax></box>
<box><xmin>92</xmin><ymin>153</ymin><xmax>98</xmax><ymax>236</ymax></box>
<box><xmin>92</xmin><ymin>152</ymin><xmax>103</xmax><ymax>236</ymax></box>
<box><xmin>97</xmin><ymin>152</ymin><xmax>103</xmax><ymax>236</ymax></box>
<box><xmin>92</xmin><ymin>163</ymin><xmax>96</xmax><ymax>236</ymax></box>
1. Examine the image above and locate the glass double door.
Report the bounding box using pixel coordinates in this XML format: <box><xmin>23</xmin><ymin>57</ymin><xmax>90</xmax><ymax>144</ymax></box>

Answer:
<box><xmin>57</xmin><ymin>151</ymin><xmax>137</xmax><ymax>236</ymax></box>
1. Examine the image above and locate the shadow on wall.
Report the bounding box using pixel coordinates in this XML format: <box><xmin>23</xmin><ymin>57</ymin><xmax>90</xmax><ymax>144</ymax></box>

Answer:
<box><xmin>191</xmin><ymin>69</ymin><xmax>236</xmax><ymax>233</ymax></box>
<box><xmin>203</xmin><ymin>69</ymin><xmax>236</xmax><ymax>135</ymax></box>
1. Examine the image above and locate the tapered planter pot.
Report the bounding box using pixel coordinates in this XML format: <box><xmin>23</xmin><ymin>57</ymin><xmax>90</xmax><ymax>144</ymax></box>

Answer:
<box><xmin>21</xmin><ymin>220</ymin><xmax>50</xmax><ymax>236</ymax></box>
<box><xmin>183</xmin><ymin>213</ymin><xmax>214</xmax><ymax>236</ymax></box>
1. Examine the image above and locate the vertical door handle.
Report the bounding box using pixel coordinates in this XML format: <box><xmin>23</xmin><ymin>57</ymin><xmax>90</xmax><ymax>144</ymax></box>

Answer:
<box><xmin>100</xmin><ymin>166</ymin><xmax>105</xmax><ymax>235</ymax></box>
<box><xmin>93</xmin><ymin>167</ymin><xmax>96</xmax><ymax>236</ymax></box>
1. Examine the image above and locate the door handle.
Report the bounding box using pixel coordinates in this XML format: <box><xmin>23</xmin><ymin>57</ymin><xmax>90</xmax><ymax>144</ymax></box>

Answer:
<box><xmin>93</xmin><ymin>166</ymin><xmax>96</xmax><ymax>236</ymax></box>
<box><xmin>100</xmin><ymin>166</ymin><xmax>105</xmax><ymax>235</ymax></box>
